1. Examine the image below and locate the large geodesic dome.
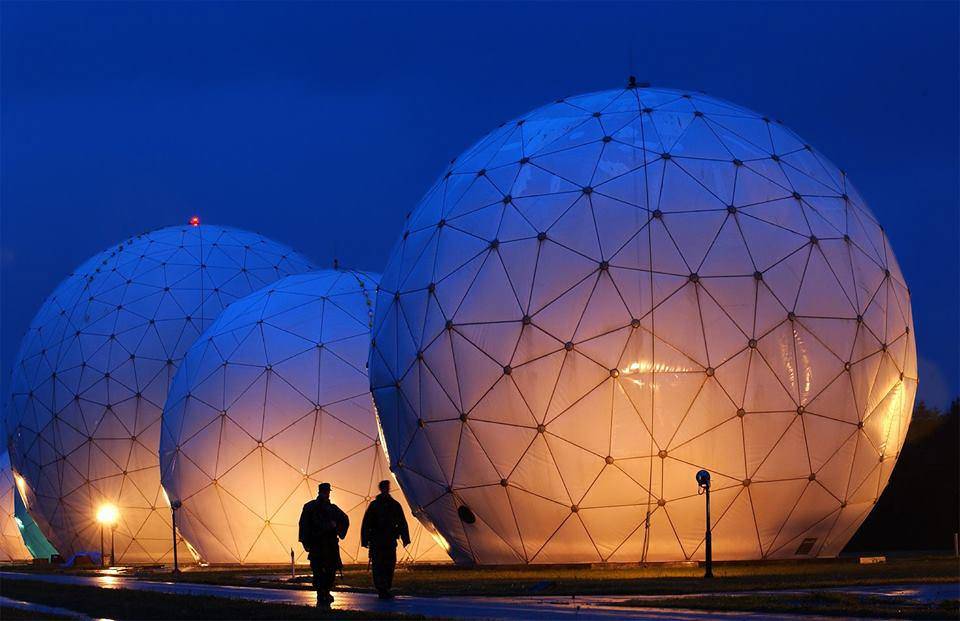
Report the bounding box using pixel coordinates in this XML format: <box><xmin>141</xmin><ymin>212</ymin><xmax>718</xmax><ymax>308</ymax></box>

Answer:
<box><xmin>369</xmin><ymin>85</ymin><xmax>917</xmax><ymax>564</ymax></box>
<box><xmin>6</xmin><ymin>223</ymin><xmax>313</xmax><ymax>563</ymax></box>
<box><xmin>160</xmin><ymin>270</ymin><xmax>450</xmax><ymax>564</ymax></box>
<box><xmin>0</xmin><ymin>451</ymin><xmax>32</xmax><ymax>561</ymax></box>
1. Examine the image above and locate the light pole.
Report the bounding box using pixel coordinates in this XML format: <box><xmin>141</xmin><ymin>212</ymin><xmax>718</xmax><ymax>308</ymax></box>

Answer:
<box><xmin>171</xmin><ymin>500</ymin><xmax>182</xmax><ymax>576</ymax></box>
<box><xmin>696</xmin><ymin>469</ymin><xmax>713</xmax><ymax>579</ymax></box>
<box><xmin>96</xmin><ymin>503</ymin><xmax>119</xmax><ymax>567</ymax></box>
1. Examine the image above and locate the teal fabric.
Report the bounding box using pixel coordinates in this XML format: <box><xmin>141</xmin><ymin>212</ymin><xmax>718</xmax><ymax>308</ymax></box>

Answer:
<box><xmin>13</xmin><ymin>485</ymin><xmax>57</xmax><ymax>559</ymax></box>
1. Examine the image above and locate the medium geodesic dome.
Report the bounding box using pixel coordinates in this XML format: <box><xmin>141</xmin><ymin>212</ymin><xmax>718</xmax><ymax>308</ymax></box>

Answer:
<box><xmin>160</xmin><ymin>270</ymin><xmax>450</xmax><ymax>564</ymax></box>
<box><xmin>6</xmin><ymin>223</ymin><xmax>313</xmax><ymax>563</ymax></box>
<box><xmin>369</xmin><ymin>84</ymin><xmax>917</xmax><ymax>564</ymax></box>
<box><xmin>0</xmin><ymin>451</ymin><xmax>32</xmax><ymax>561</ymax></box>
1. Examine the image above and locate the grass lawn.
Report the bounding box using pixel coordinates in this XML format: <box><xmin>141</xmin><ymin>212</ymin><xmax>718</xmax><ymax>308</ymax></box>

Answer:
<box><xmin>0</xmin><ymin>579</ymin><xmax>426</xmax><ymax>620</ymax></box>
<box><xmin>383</xmin><ymin>556</ymin><xmax>958</xmax><ymax>597</ymax></box>
<box><xmin>617</xmin><ymin>592</ymin><xmax>960</xmax><ymax>620</ymax></box>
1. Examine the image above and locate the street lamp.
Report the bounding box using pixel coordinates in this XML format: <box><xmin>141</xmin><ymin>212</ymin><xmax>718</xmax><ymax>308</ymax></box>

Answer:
<box><xmin>696</xmin><ymin>469</ymin><xmax>713</xmax><ymax>579</ymax></box>
<box><xmin>171</xmin><ymin>499</ymin><xmax>182</xmax><ymax>576</ymax></box>
<box><xmin>96</xmin><ymin>503</ymin><xmax>119</xmax><ymax>567</ymax></box>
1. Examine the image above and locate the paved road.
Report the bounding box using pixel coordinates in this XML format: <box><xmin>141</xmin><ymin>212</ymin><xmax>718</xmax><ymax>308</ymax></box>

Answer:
<box><xmin>615</xmin><ymin>581</ymin><xmax>960</xmax><ymax>604</ymax></box>
<box><xmin>0</xmin><ymin>594</ymin><xmax>101</xmax><ymax>620</ymax></box>
<box><xmin>2</xmin><ymin>571</ymin><xmax>950</xmax><ymax>620</ymax></box>
<box><xmin>0</xmin><ymin>571</ymin><xmax>826</xmax><ymax>620</ymax></box>
<box><xmin>830</xmin><ymin>582</ymin><xmax>959</xmax><ymax>603</ymax></box>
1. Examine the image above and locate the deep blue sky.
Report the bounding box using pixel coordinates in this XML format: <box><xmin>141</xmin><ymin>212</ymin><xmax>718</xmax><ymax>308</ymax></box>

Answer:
<box><xmin>2</xmin><ymin>2</ymin><xmax>957</xmax><ymax>407</ymax></box>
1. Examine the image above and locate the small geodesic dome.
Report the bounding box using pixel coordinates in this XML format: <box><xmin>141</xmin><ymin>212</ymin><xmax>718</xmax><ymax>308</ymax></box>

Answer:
<box><xmin>160</xmin><ymin>270</ymin><xmax>450</xmax><ymax>564</ymax></box>
<box><xmin>369</xmin><ymin>84</ymin><xmax>917</xmax><ymax>564</ymax></box>
<box><xmin>0</xmin><ymin>451</ymin><xmax>32</xmax><ymax>561</ymax></box>
<box><xmin>6</xmin><ymin>223</ymin><xmax>313</xmax><ymax>563</ymax></box>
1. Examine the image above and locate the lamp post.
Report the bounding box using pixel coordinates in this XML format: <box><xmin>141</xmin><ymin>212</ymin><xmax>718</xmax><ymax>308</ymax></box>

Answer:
<box><xmin>171</xmin><ymin>500</ymin><xmax>182</xmax><ymax>576</ymax></box>
<box><xmin>696</xmin><ymin>469</ymin><xmax>713</xmax><ymax>579</ymax></box>
<box><xmin>96</xmin><ymin>503</ymin><xmax>119</xmax><ymax>567</ymax></box>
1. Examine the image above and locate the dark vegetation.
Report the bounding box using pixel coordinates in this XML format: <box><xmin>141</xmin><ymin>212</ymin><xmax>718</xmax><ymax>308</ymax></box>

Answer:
<box><xmin>0</xmin><ymin>579</ymin><xmax>424</xmax><ymax>620</ymax></box>
<box><xmin>846</xmin><ymin>400</ymin><xmax>960</xmax><ymax>553</ymax></box>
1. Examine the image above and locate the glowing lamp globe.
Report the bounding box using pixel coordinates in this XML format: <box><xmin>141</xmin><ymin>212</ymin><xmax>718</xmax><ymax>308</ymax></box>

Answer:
<box><xmin>160</xmin><ymin>270</ymin><xmax>450</xmax><ymax>564</ymax></box>
<box><xmin>6</xmin><ymin>223</ymin><xmax>313</xmax><ymax>563</ymax></box>
<box><xmin>369</xmin><ymin>85</ymin><xmax>917</xmax><ymax>564</ymax></box>
<box><xmin>96</xmin><ymin>503</ymin><xmax>119</xmax><ymax>526</ymax></box>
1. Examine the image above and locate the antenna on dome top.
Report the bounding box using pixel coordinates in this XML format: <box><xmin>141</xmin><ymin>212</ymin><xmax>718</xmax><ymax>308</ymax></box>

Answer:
<box><xmin>628</xmin><ymin>76</ymin><xmax>637</xmax><ymax>89</ymax></box>
<box><xmin>333</xmin><ymin>258</ymin><xmax>340</xmax><ymax>270</ymax></box>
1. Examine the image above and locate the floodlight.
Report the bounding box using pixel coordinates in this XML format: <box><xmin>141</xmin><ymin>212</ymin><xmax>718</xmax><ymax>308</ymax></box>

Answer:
<box><xmin>96</xmin><ymin>503</ymin><xmax>119</xmax><ymax>526</ymax></box>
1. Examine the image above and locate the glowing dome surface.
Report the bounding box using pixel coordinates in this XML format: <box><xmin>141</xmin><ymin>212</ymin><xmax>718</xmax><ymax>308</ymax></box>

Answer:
<box><xmin>0</xmin><ymin>451</ymin><xmax>31</xmax><ymax>561</ymax></box>
<box><xmin>160</xmin><ymin>270</ymin><xmax>450</xmax><ymax>564</ymax></box>
<box><xmin>6</xmin><ymin>224</ymin><xmax>313</xmax><ymax>563</ymax></box>
<box><xmin>369</xmin><ymin>85</ymin><xmax>917</xmax><ymax>564</ymax></box>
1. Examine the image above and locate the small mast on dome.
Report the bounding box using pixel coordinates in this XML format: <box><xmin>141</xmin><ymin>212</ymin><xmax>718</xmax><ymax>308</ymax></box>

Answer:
<box><xmin>189</xmin><ymin>216</ymin><xmax>201</xmax><ymax>227</ymax></box>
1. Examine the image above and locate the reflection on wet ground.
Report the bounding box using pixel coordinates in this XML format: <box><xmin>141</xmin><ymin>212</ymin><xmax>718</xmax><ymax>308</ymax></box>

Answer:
<box><xmin>0</xmin><ymin>594</ymin><xmax>93</xmax><ymax>620</ymax></box>
<box><xmin>1</xmin><ymin>571</ymin><xmax>956</xmax><ymax>620</ymax></box>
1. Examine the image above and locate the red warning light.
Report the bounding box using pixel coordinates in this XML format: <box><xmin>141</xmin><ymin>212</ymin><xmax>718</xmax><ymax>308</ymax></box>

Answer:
<box><xmin>189</xmin><ymin>216</ymin><xmax>200</xmax><ymax>227</ymax></box>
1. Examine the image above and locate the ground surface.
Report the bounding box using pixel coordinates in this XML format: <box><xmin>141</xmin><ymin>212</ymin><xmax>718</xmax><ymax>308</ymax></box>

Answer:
<box><xmin>347</xmin><ymin>556</ymin><xmax>959</xmax><ymax>597</ymax></box>
<box><xmin>0</xmin><ymin>605</ymin><xmax>73</xmax><ymax>620</ymax></box>
<box><xmin>2</xmin><ymin>556</ymin><xmax>958</xmax><ymax>620</ymax></box>
<box><xmin>618</xmin><ymin>590</ymin><xmax>959</xmax><ymax>619</ymax></box>
<box><xmin>33</xmin><ymin>554</ymin><xmax>952</xmax><ymax>597</ymax></box>
<box><xmin>0</xmin><ymin>570</ymin><xmax>863</xmax><ymax>620</ymax></box>
<box><xmin>0</xmin><ymin>578</ymin><xmax>423</xmax><ymax>620</ymax></box>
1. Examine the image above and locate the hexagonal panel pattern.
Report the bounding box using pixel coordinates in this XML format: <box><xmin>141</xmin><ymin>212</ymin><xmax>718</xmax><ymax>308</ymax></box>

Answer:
<box><xmin>369</xmin><ymin>85</ymin><xmax>917</xmax><ymax>564</ymax></box>
<box><xmin>6</xmin><ymin>224</ymin><xmax>314</xmax><ymax>563</ymax></box>
<box><xmin>160</xmin><ymin>270</ymin><xmax>450</xmax><ymax>564</ymax></box>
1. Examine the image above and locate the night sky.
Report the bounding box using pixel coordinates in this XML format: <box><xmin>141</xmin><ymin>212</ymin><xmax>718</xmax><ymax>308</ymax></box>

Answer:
<box><xmin>2</xmin><ymin>2</ymin><xmax>957</xmax><ymax>407</ymax></box>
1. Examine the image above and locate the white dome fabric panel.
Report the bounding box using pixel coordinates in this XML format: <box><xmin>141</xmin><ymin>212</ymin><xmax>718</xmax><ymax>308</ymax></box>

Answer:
<box><xmin>160</xmin><ymin>270</ymin><xmax>450</xmax><ymax>564</ymax></box>
<box><xmin>0</xmin><ymin>452</ymin><xmax>32</xmax><ymax>561</ymax></box>
<box><xmin>6</xmin><ymin>224</ymin><xmax>314</xmax><ymax>563</ymax></box>
<box><xmin>369</xmin><ymin>85</ymin><xmax>917</xmax><ymax>564</ymax></box>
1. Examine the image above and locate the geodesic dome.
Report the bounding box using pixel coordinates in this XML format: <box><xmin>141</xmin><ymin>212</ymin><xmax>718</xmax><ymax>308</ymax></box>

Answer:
<box><xmin>160</xmin><ymin>270</ymin><xmax>450</xmax><ymax>564</ymax></box>
<box><xmin>0</xmin><ymin>451</ymin><xmax>31</xmax><ymax>561</ymax></box>
<box><xmin>369</xmin><ymin>85</ymin><xmax>917</xmax><ymax>564</ymax></box>
<box><xmin>6</xmin><ymin>223</ymin><xmax>313</xmax><ymax>563</ymax></box>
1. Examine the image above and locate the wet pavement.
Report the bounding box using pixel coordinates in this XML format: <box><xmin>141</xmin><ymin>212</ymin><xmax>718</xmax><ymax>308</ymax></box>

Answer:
<box><xmin>827</xmin><ymin>582</ymin><xmax>959</xmax><ymax>603</ymax></box>
<box><xmin>0</xmin><ymin>594</ymin><xmax>97</xmax><ymax>620</ymax></box>
<box><xmin>2</xmin><ymin>570</ymin><xmax>955</xmax><ymax>620</ymax></box>
<box><xmin>616</xmin><ymin>581</ymin><xmax>960</xmax><ymax>604</ymax></box>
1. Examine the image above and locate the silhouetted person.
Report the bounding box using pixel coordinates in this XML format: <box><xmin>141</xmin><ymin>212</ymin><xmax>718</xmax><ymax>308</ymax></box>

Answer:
<box><xmin>361</xmin><ymin>479</ymin><xmax>410</xmax><ymax>599</ymax></box>
<box><xmin>298</xmin><ymin>482</ymin><xmax>349</xmax><ymax>606</ymax></box>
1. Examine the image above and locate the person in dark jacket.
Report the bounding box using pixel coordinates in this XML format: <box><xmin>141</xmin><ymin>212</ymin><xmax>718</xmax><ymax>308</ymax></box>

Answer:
<box><xmin>360</xmin><ymin>479</ymin><xmax>410</xmax><ymax>599</ymax></box>
<box><xmin>298</xmin><ymin>482</ymin><xmax>349</xmax><ymax>606</ymax></box>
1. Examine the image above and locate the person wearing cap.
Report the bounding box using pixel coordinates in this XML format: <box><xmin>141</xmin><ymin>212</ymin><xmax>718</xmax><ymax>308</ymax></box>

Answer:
<box><xmin>360</xmin><ymin>479</ymin><xmax>410</xmax><ymax>599</ymax></box>
<box><xmin>298</xmin><ymin>482</ymin><xmax>349</xmax><ymax>606</ymax></box>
